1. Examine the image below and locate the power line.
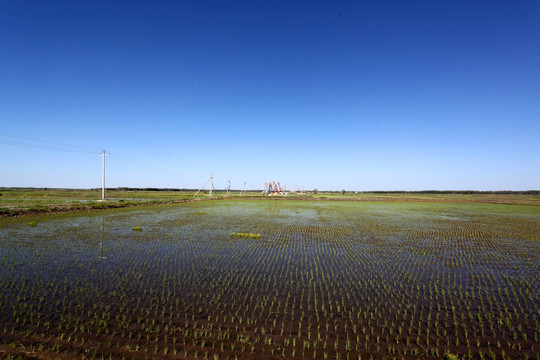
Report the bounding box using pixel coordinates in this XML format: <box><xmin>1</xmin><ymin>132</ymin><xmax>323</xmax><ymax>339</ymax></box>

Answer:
<box><xmin>0</xmin><ymin>139</ymin><xmax>99</xmax><ymax>154</ymax></box>
<box><xmin>0</xmin><ymin>132</ymin><xmax>100</xmax><ymax>153</ymax></box>
<box><xmin>109</xmin><ymin>153</ymin><xmax>202</xmax><ymax>178</ymax></box>
<box><xmin>0</xmin><ymin>132</ymin><xmax>205</xmax><ymax>182</ymax></box>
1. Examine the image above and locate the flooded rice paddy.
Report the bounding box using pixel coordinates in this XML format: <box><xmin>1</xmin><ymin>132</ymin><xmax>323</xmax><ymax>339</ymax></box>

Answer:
<box><xmin>0</xmin><ymin>200</ymin><xmax>539</xmax><ymax>359</ymax></box>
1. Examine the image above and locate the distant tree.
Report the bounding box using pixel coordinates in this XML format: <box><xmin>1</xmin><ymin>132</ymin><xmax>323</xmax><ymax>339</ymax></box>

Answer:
<box><xmin>341</xmin><ymin>189</ymin><xmax>346</xmax><ymax>195</ymax></box>
<box><xmin>313</xmin><ymin>189</ymin><xmax>318</xmax><ymax>194</ymax></box>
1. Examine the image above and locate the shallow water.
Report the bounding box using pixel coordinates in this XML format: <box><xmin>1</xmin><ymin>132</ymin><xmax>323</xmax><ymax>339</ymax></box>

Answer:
<box><xmin>0</xmin><ymin>200</ymin><xmax>538</xmax><ymax>359</ymax></box>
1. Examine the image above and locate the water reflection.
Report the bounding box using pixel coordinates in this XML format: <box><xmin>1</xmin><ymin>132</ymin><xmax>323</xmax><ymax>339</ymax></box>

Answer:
<box><xmin>264</xmin><ymin>201</ymin><xmax>282</xmax><ymax>213</ymax></box>
<box><xmin>98</xmin><ymin>215</ymin><xmax>107</xmax><ymax>261</ymax></box>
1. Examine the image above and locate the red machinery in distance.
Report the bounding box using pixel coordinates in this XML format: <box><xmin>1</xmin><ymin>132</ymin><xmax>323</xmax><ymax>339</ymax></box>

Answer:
<box><xmin>263</xmin><ymin>181</ymin><xmax>287</xmax><ymax>196</ymax></box>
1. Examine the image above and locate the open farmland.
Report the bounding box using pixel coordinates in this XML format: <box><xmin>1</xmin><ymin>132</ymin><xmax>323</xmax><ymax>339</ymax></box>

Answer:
<box><xmin>2</xmin><ymin>188</ymin><xmax>539</xmax><ymax>217</ymax></box>
<box><xmin>0</xmin><ymin>200</ymin><xmax>539</xmax><ymax>359</ymax></box>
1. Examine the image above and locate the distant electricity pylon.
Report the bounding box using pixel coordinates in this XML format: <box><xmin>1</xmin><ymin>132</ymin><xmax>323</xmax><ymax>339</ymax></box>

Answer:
<box><xmin>226</xmin><ymin>178</ymin><xmax>231</xmax><ymax>196</ymax></box>
<box><xmin>99</xmin><ymin>150</ymin><xmax>110</xmax><ymax>200</ymax></box>
<box><xmin>193</xmin><ymin>173</ymin><xmax>215</xmax><ymax>198</ymax></box>
<box><xmin>239</xmin><ymin>181</ymin><xmax>246</xmax><ymax>196</ymax></box>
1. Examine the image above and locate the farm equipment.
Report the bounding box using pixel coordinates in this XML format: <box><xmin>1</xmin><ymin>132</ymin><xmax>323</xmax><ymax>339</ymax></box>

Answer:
<box><xmin>263</xmin><ymin>181</ymin><xmax>287</xmax><ymax>196</ymax></box>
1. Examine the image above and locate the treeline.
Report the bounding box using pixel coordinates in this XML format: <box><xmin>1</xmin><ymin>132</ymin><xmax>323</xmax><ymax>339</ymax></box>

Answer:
<box><xmin>1</xmin><ymin>187</ymin><xmax>538</xmax><ymax>195</ymax></box>
<box><xmin>111</xmin><ymin>188</ymin><xmax>540</xmax><ymax>195</ymax></box>
<box><xmin>361</xmin><ymin>190</ymin><xmax>540</xmax><ymax>195</ymax></box>
<box><xmin>112</xmin><ymin>187</ymin><xmax>192</xmax><ymax>192</ymax></box>
<box><xmin>109</xmin><ymin>188</ymin><xmax>259</xmax><ymax>192</ymax></box>
<box><xmin>97</xmin><ymin>188</ymin><xmax>540</xmax><ymax>195</ymax></box>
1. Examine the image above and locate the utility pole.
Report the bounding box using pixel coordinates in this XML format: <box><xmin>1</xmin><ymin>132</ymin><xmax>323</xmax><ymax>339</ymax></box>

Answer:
<box><xmin>100</xmin><ymin>150</ymin><xmax>109</xmax><ymax>200</ymax></box>
<box><xmin>193</xmin><ymin>173</ymin><xmax>216</xmax><ymax>198</ymax></box>
<box><xmin>240</xmin><ymin>181</ymin><xmax>246</xmax><ymax>196</ymax></box>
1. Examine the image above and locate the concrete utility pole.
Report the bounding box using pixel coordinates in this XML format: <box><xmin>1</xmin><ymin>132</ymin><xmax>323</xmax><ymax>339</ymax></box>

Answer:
<box><xmin>193</xmin><ymin>173</ymin><xmax>216</xmax><ymax>198</ymax></box>
<box><xmin>100</xmin><ymin>150</ymin><xmax>109</xmax><ymax>200</ymax></box>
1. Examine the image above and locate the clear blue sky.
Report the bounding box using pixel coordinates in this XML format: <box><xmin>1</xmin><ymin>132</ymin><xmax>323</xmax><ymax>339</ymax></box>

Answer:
<box><xmin>1</xmin><ymin>1</ymin><xmax>539</xmax><ymax>191</ymax></box>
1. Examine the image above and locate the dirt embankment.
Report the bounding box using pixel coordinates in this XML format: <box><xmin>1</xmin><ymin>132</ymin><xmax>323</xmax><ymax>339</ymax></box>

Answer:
<box><xmin>2</xmin><ymin>193</ymin><xmax>538</xmax><ymax>219</ymax></box>
<box><xmin>0</xmin><ymin>197</ymin><xmax>226</xmax><ymax>218</ymax></box>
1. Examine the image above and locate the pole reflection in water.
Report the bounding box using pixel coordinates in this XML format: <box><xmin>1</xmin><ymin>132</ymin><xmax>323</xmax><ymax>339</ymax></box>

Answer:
<box><xmin>99</xmin><ymin>215</ymin><xmax>107</xmax><ymax>261</ymax></box>
<box><xmin>264</xmin><ymin>200</ymin><xmax>282</xmax><ymax>213</ymax></box>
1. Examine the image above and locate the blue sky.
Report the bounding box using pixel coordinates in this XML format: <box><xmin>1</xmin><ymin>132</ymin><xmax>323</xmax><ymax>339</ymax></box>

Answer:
<box><xmin>1</xmin><ymin>1</ymin><xmax>539</xmax><ymax>191</ymax></box>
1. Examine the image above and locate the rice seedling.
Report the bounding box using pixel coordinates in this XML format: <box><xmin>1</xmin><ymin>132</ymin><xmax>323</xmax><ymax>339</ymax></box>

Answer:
<box><xmin>0</xmin><ymin>200</ymin><xmax>537</xmax><ymax>359</ymax></box>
